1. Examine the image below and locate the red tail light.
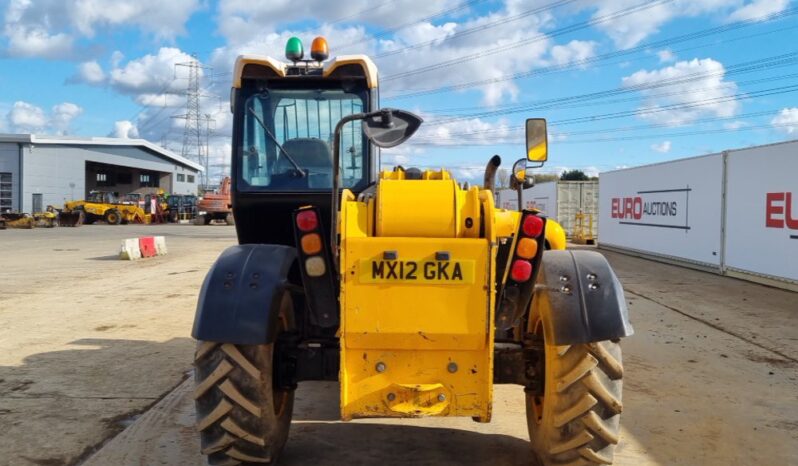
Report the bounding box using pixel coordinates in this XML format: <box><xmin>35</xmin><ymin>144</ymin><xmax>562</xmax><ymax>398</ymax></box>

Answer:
<box><xmin>510</xmin><ymin>260</ymin><xmax>532</xmax><ymax>282</ymax></box>
<box><xmin>296</xmin><ymin>210</ymin><xmax>318</xmax><ymax>232</ymax></box>
<box><xmin>522</xmin><ymin>214</ymin><xmax>544</xmax><ymax>237</ymax></box>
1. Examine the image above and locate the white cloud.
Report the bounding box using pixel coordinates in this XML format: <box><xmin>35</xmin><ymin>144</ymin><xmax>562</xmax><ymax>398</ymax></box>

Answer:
<box><xmin>4</xmin><ymin>25</ymin><xmax>73</xmax><ymax>59</ymax></box>
<box><xmin>5</xmin><ymin>101</ymin><xmax>82</xmax><ymax>134</ymax></box>
<box><xmin>411</xmin><ymin>116</ymin><xmax>517</xmax><ymax>147</ymax></box>
<box><xmin>657</xmin><ymin>49</ymin><xmax>676</xmax><ymax>63</ymax></box>
<box><xmin>69</xmin><ymin>0</ymin><xmax>201</xmax><ymax>39</ymax></box>
<box><xmin>550</xmin><ymin>40</ymin><xmax>598</xmax><ymax>66</ymax></box>
<box><xmin>74</xmin><ymin>60</ymin><xmax>106</xmax><ymax>84</ymax></box>
<box><xmin>209</xmin><ymin>2</ymin><xmax>556</xmax><ymax>107</ymax></box>
<box><xmin>7</xmin><ymin>102</ymin><xmax>48</xmax><ymax>132</ymax></box>
<box><xmin>622</xmin><ymin>58</ymin><xmax>739</xmax><ymax>126</ymax></box>
<box><xmin>2</xmin><ymin>0</ymin><xmax>201</xmax><ymax>58</ymax></box>
<box><xmin>109</xmin><ymin>47</ymin><xmax>194</xmax><ymax>95</ymax></box>
<box><xmin>771</xmin><ymin>108</ymin><xmax>798</xmax><ymax>134</ymax></box>
<box><xmin>651</xmin><ymin>140</ymin><xmax>672</xmax><ymax>153</ymax></box>
<box><xmin>216</xmin><ymin>0</ymin><xmax>464</xmax><ymax>46</ymax></box>
<box><xmin>723</xmin><ymin>120</ymin><xmax>746</xmax><ymax>130</ymax></box>
<box><xmin>110</xmin><ymin>50</ymin><xmax>125</xmax><ymax>67</ymax></box>
<box><xmin>585</xmin><ymin>0</ymin><xmax>740</xmax><ymax>49</ymax></box>
<box><xmin>134</xmin><ymin>93</ymin><xmax>185</xmax><ymax>107</ymax></box>
<box><xmin>50</xmin><ymin>102</ymin><xmax>83</xmax><ymax>133</ymax></box>
<box><xmin>728</xmin><ymin>0</ymin><xmax>790</xmax><ymax>22</ymax></box>
<box><xmin>111</xmin><ymin>120</ymin><xmax>140</xmax><ymax>139</ymax></box>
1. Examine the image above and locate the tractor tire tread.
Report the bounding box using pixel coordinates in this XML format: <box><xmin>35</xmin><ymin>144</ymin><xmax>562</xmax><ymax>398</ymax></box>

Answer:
<box><xmin>527</xmin><ymin>340</ymin><xmax>623</xmax><ymax>466</ymax></box>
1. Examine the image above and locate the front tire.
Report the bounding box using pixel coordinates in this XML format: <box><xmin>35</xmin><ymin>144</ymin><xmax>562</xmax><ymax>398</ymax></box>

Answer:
<box><xmin>526</xmin><ymin>317</ymin><xmax>623</xmax><ymax>465</ymax></box>
<box><xmin>104</xmin><ymin>209</ymin><xmax>122</xmax><ymax>225</ymax></box>
<box><xmin>194</xmin><ymin>295</ymin><xmax>295</xmax><ymax>465</ymax></box>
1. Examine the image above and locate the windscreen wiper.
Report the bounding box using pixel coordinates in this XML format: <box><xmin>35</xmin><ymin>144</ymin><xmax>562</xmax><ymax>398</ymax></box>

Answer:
<box><xmin>247</xmin><ymin>107</ymin><xmax>307</xmax><ymax>177</ymax></box>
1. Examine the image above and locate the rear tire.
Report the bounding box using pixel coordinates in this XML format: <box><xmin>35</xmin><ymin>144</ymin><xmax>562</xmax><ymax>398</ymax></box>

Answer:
<box><xmin>526</xmin><ymin>311</ymin><xmax>623</xmax><ymax>465</ymax></box>
<box><xmin>225</xmin><ymin>213</ymin><xmax>235</xmax><ymax>225</ymax></box>
<box><xmin>194</xmin><ymin>294</ymin><xmax>295</xmax><ymax>465</ymax></box>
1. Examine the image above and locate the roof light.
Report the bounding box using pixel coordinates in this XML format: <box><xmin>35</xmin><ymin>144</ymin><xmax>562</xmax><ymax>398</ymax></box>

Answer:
<box><xmin>311</xmin><ymin>36</ymin><xmax>329</xmax><ymax>62</ymax></box>
<box><xmin>522</xmin><ymin>214</ymin><xmax>544</xmax><ymax>237</ymax></box>
<box><xmin>286</xmin><ymin>37</ymin><xmax>304</xmax><ymax>62</ymax></box>
<box><xmin>296</xmin><ymin>209</ymin><xmax>318</xmax><ymax>232</ymax></box>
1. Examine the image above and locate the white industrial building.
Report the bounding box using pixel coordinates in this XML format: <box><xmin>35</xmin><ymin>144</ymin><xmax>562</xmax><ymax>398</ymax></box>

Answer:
<box><xmin>0</xmin><ymin>134</ymin><xmax>203</xmax><ymax>213</ymax></box>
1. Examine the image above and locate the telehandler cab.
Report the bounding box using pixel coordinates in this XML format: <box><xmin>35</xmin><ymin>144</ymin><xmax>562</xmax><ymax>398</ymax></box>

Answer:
<box><xmin>192</xmin><ymin>36</ymin><xmax>633</xmax><ymax>466</ymax></box>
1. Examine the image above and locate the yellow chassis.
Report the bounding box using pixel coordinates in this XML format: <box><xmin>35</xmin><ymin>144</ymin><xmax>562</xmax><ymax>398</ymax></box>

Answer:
<box><xmin>337</xmin><ymin>170</ymin><xmax>566</xmax><ymax>421</ymax></box>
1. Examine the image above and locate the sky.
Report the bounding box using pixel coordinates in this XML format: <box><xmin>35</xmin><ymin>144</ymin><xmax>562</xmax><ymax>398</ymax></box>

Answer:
<box><xmin>1</xmin><ymin>0</ymin><xmax>797</xmax><ymax>185</ymax></box>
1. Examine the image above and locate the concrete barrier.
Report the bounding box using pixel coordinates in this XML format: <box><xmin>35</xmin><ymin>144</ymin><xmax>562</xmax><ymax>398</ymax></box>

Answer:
<box><xmin>119</xmin><ymin>238</ymin><xmax>142</xmax><ymax>260</ymax></box>
<box><xmin>139</xmin><ymin>237</ymin><xmax>156</xmax><ymax>258</ymax></box>
<box><xmin>154</xmin><ymin>236</ymin><xmax>168</xmax><ymax>256</ymax></box>
<box><xmin>119</xmin><ymin>236</ymin><xmax>167</xmax><ymax>260</ymax></box>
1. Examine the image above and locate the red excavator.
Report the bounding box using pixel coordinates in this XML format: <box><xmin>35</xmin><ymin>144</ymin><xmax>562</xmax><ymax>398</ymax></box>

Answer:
<box><xmin>195</xmin><ymin>177</ymin><xmax>234</xmax><ymax>225</ymax></box>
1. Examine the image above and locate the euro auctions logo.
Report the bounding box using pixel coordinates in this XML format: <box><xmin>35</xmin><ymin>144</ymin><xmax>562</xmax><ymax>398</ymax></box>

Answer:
<box><xmin>766</xmin><ymin>192</ymin><xmax>797</xmax><ymax>239</ymax></box>
<box><xmin>610</xmin><ymin>187</ymin><xmax>690</xmax><ymax>230</ymax></box>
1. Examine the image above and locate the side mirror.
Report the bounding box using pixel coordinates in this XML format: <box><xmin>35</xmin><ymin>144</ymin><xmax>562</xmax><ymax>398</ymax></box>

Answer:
<box><xmin>510</xmin><ymin>158</ymin><xmax>535</xmax><ymax>191</ymax></box>
<box><xmin>362</xmin><ymin>109</ymin><xmax>423</xmax><ymax>148</ymax></box>
<box><xmin>526</xmin><ymin>118</ymin><xmax>548</xmax><ymax>163</ymax></box>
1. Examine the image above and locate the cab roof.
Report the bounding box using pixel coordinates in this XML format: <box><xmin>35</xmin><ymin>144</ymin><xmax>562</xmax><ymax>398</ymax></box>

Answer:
<box><xmin>233</xmin><ymin>54</ymin><xmax>379</xmax><ymax>90</ymax></box>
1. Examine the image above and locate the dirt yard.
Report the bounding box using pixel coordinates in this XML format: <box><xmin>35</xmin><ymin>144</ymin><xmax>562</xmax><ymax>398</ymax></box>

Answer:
<box><xmin>0</xmin><ymin>225</ymin><xmax>795</xmax><ymax>465</ymax></box>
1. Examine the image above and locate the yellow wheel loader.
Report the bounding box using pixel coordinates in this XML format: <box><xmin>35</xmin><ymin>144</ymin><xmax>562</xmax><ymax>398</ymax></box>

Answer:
<box><xmin>62</xmin><ymin>191</ymin><xmax>147</xmax><ymax>225</ymax></box>
<box><xmin>192</xmin><ymin>36</ymin><xmax>633</xmax><ymax>466</ymax></box>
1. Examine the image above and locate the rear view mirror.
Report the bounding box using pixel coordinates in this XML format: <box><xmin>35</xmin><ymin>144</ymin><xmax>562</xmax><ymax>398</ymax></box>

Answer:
<box><xmin>362</xmin><ymin>109</ymin><xmax>423</xmax><ymax>148</ymax></box>
<box><xmin>526</xmin><ymin>118</ymin><xmax>548</xmax><ymax>163</ymax></box>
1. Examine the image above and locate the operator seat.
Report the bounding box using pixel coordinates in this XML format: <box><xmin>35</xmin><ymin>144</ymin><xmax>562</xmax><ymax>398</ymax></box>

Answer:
<box><xmin>272</xmin><ymin>138</ymin><xmax>333</xmax><ymax>188</ymax></box>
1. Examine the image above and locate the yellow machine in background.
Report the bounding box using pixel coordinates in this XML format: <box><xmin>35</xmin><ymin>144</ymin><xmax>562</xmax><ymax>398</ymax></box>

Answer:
<box><xmin>62</xmin><ymin>191</ymin><xmax>148</xmax><ymax>225</ymax></box>
<box><xmin>192</xmin><ymin>38</ymin><xmax>632</xmax><ymax>466</ymax></box>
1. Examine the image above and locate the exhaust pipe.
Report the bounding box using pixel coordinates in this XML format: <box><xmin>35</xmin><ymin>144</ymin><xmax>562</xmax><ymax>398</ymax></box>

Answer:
<box><xmin>483</xmin><ymin>155</ymin><xmax>501</xmax><ymax>192</ymax></box>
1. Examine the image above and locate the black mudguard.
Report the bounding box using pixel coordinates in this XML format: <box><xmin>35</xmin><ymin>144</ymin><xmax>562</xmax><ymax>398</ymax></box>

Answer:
<box><xmin>533</xmin><ymin>250</ymin><xmax>634</xmax><ymax>345</ymax></box>
<box><xmin>192</xmin><ymin>244</ymin><xmax>296</xmax><ymax>345</ymax></box>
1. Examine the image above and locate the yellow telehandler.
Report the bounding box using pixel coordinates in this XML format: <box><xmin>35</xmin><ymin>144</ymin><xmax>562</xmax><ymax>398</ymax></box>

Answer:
<box><xmin>192</xmin><ymin>37</ymin><xmax>632</xmax><ymax>466</ymax></box>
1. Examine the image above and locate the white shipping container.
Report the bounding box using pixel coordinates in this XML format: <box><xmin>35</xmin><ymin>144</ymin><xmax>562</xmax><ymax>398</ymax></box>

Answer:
<box><xmin>496</xmin><ymin>181</ymin><xmax>599</xmax><ymax>237</ymax></box>
<box><xmin>598</xmin><ymin>154</ymin><xmax>724</xmax><ymax>267</ymax></box>
<box><xmin>724</xmin><ymin>141</ymin><xmax>798</xmax><ymax>283</ymax></box>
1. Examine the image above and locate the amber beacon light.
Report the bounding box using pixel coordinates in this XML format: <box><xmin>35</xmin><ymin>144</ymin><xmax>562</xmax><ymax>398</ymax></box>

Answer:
<box><xmin>311</xmin><ymin>36</ymin><xmax>329</xmax><ymax>61</ymax></box>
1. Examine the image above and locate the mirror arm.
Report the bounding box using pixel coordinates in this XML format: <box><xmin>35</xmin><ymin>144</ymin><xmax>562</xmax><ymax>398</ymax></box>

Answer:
<box><xmin>331</xmin><ymin>112</ymin><xmax>367</xmax><ymax>272</ymax></box>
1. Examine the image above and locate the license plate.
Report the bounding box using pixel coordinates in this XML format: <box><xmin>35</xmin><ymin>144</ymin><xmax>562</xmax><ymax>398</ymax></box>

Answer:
<box><xmin>359</xmin><ymin>259</ymin><xmax>475</xmax><ymax>284</ymax></box>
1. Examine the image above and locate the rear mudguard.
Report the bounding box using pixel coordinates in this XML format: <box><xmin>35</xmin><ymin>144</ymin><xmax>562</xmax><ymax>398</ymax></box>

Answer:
<box><xmin>532</xmin><ymin>250</ymin><xmax>633</xmax><ymax>345</ymax></box>
<box><xmin>192</xmin><ymin>244</ymin><xmax>296</xmax><ymax>345</ymax></box>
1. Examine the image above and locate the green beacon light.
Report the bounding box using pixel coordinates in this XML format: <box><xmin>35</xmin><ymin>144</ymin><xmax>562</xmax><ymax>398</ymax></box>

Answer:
<box><xmin>285</xmin><ymin>37</ymin><xmax>304</xmax><ymax>62</ymax></box>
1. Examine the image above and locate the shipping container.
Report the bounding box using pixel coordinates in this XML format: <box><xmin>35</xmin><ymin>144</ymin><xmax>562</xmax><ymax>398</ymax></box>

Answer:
<box><xmin>497</xmin><ymin>180</ymin><xmax>599</xmax><ymax>238</ymax></box>
<box><xmin>597</xmin><ymin>139</ymin><xmax>798</xmax><ymax>291</ymax></box>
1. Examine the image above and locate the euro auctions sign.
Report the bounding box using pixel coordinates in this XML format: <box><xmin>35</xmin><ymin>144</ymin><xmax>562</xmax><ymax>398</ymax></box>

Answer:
<box><xmin>765</xmin><ymin>192</ymin><xmax>798</xmax><ymax>236</ymax></box>
<box><xmin>610</xmin><ymin>187</ymin><xmax>691</xmax><ymax>230</ymax></box>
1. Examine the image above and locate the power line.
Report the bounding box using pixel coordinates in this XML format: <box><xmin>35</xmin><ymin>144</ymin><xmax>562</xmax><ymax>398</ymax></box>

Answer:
<box><xmin>384</xmin><ymin>7</ymin><xmax>798</xmax><ymax>98</ymax></box>
<box><xmin>337</xmin><ymin>0</ymin><xmax>489</xmax><ymax>51</ymax></box>
<box><xmin>553</xmin><ymin>121</ymin><xmax>798</xmax><ymax>144</ymax></box>
<box><xmin>417</xmin><ymin>51</ymin><xmax>798</xmax><ymax>128</ymax></box>
<box><xmin>381</xmin><ymin>0</ymin><xmax>677</xmax><ymax>82</ymax></box>
<box><xmin>374</xmin><ymin>0</ymin><xmax>578</xmax><ymax>59</ymax></box>
<box><xmin>408</xmin><ymin>84</ymin><xmax>798</xmax><ymax>144</ymax></box>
